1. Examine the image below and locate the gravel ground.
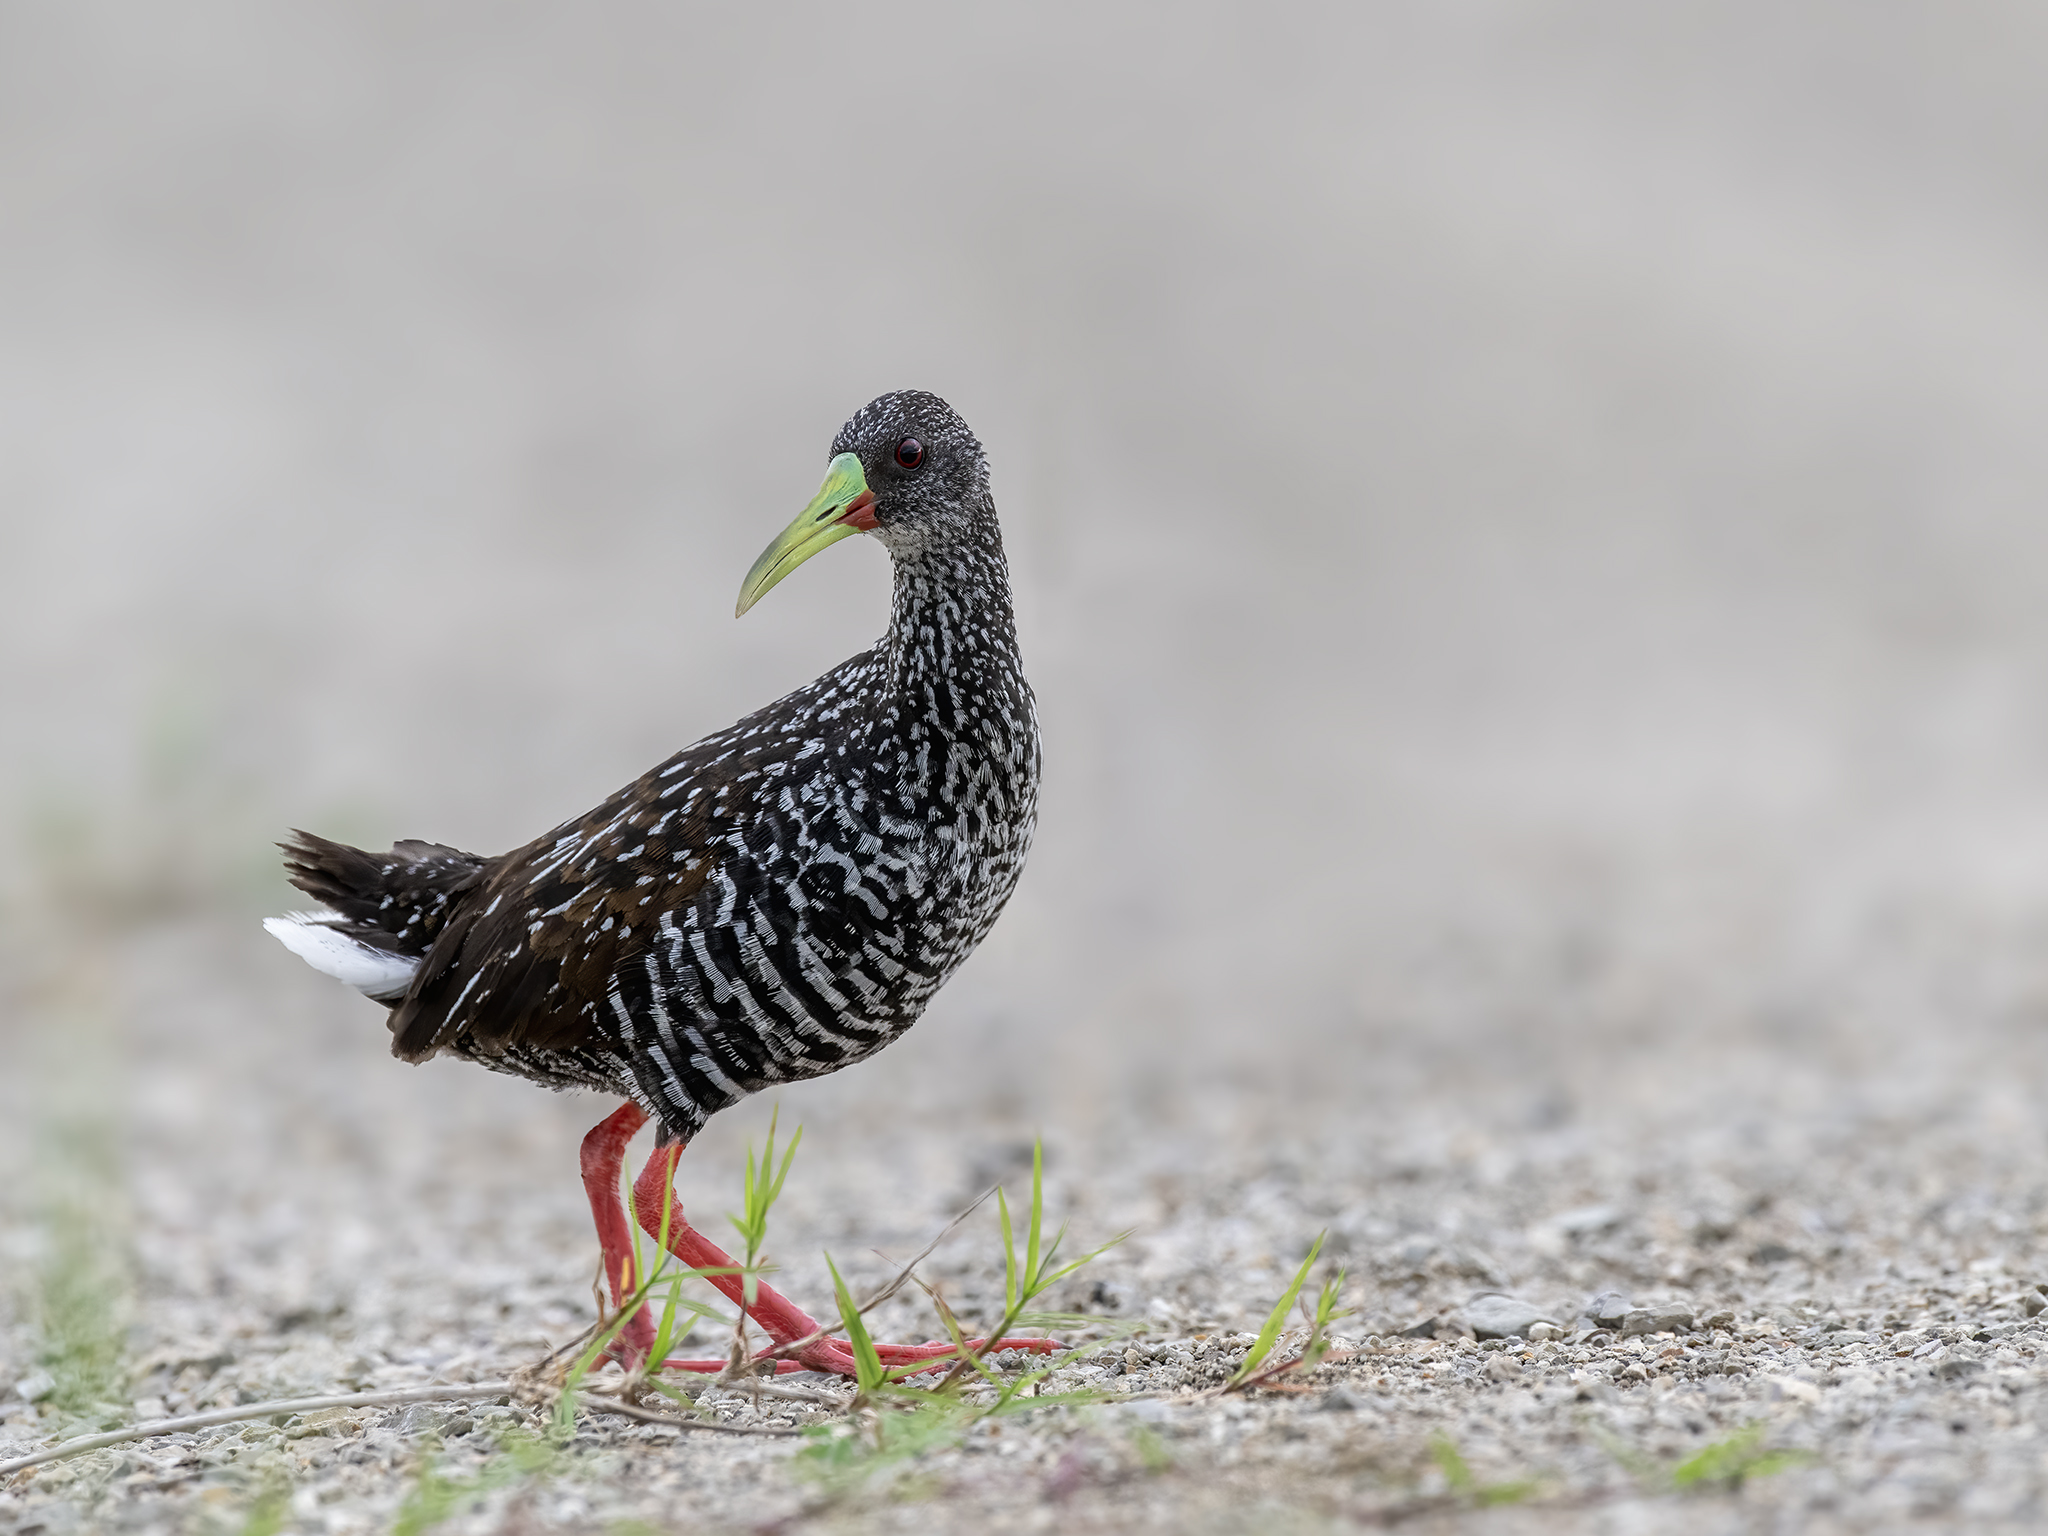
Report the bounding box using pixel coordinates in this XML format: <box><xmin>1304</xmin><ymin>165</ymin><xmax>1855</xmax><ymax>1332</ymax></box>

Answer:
<box><xmin>9</xmin><ymin>12</ymin><xmax>2048</xmax><ymax>1532</ymax></box>
<box><xmin>11</xmin><ymin>826</ymin><xmax>2048</xmax><ymax>1536</ymax></box>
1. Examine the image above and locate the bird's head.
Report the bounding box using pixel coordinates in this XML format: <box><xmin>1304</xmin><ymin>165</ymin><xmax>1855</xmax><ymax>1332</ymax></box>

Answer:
<box><xmin>736</xmin><ymin>390</ymin><xmax>990</xmax><ymax>616</ymax></box>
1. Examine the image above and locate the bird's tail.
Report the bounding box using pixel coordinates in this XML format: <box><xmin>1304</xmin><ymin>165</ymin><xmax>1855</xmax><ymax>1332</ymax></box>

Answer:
<box><xmin>264</xmin><ymin>831</ymin><xmax>487</xmax><ymax>1002</ymax></box>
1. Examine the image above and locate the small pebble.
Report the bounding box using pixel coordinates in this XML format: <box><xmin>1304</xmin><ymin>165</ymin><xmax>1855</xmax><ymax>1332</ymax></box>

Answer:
<box><xmin>1579</xmin><ymin>1291</ymin><xmax>1631</xmax><ymax>1330</ymax></box>
<box><xmin>1462</xmin><ymin>1292</ymin><xmax>1559</xmax><ymax>1340</ymax></box>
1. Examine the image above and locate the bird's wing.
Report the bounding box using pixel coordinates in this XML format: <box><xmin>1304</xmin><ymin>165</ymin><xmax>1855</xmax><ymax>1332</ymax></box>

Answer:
<box><xmin>385</xmin><ymin>747</ymin><xmax>750</xmax><ymax>1060</ymax></box>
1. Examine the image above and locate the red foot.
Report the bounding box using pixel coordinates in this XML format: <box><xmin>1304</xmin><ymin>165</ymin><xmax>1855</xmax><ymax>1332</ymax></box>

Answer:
<box><xmin>575</xmin><ymin>1102</ymin><xmax>1064</xmax><ymax>1380</ymax></box>
<box><xmin>652</xmin><ymin>1334</ymin><xmax>1064</xmax><ymax>1377</ymax></box>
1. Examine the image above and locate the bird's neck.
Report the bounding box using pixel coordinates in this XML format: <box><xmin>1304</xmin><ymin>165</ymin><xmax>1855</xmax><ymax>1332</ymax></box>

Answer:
<box><xmin>882</xmin><ymin>513</ymin><xmax>1024</xmax><ymax>721</ymax></box>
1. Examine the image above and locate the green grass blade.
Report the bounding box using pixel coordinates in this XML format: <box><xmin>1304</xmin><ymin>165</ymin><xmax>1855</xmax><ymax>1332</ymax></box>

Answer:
<box><xmin>1027</xmin><ymin>1220</ymin><xmax>1069</xmax><ymax>1300</ymax></box>
<box><xmin>1011</xmin><ymin>1313</ymin><xmax>1143</xmax><ymax>1342</ymax></box>
<box><xmin>752</xmin><ymin>1108</ymin><xmax>775</xmax><ymax>1239</ymax></box>
<box><xmin>881</xmin><ymin>1346</ymin><xmax>975</xmax><ymax>1384</ymax></box>
<box><xmin>729</xmin><ymin>1151</ymin><xmax>757</xmax><ymax>1249</ymax></box>
<box><xmin>998</xmin><ymin>1188</ymin><xmax>1019</xmax><ymax>1313</ymax></box>
<box><xmin>924</xmin><ymin>1286</ymin><xmax>1007</xmax><ymax>1389</ymax></box>
<box><xmin>1476</xmin><ymin>1480</ymin><xmax>1542</xmax><ymax>1507</ymax></box>
<box><xmin>554</xmin><ymin>1309</ymin><xmax>638</xmax><ymax>1435</ymax></box>
<box><xmin>1430</xmin><ymin>1433</ymin><xmax>1538</xmax><ymax>1505</ymax></box>
<box><xmin>990</xmin><ymin>1386</ymin><xmax>1114</xmax><ymax>1414</ymax></box>
<box><xmin>1230</xmin><ymin>1231</ymin><xmax>1325</xmax><ymax>1385</ymax></box>
<box><xmin>769</xmin><ymin>1124</ymin><xmax>803</xmax><ymax>1207</ymax></box>
<box><xmin>1035</xmin><ymin>1230</ymin><xmax>1131</xmax><ymax>1294</ymax></box>
<box><xmin>234</xmin><ymin>1478</ymin><xmax>291</xmax><ymax>1536</ymax></box>
<box><xmin>391</xmin><ymin>1460</ymin><xmax>460</xmax><ymax>1536</ymax></box>
<box><xmin>992</xmin><ymin>1352</ymin><xmax>1068</xmax><ymax>1410</ymax></box>
<box><xmin>1429</xmin><ymin>1433</ymin><xmax>1475</xmax><ymax>1493</ymax></box>
<box><xmin>1129</xmin><ymin>1422</ymin><xmax>1173</xmax><ymax>1472</ymax></box>
<box><xmin>1025</xmin><ymin>1141</ymin><xmax>1044</xmax><ymax>1298</ymax></box>
<box><xmin>641</xmin><ymin>1376</ymin><xmax>715</xmax><ymax>1415</ymax></box>
<box><xmin>726</xmin><ymin>1108</ymin><xmax>800</xmax><ymax>1308</ymax></box>
<box><xmin>825</xmin><ymin>1253</ymin><xmax>888</xmax><ymax>1396</ymax></box>
<box><xmin>651</xmin><ymin>1293</ymin><xmax>736</xmax><ymax>1358</ymax></box>
<box><xmin>1295</xmin><ymin>1267</ymin><xmax>1356</xmax><ymax>1370</ymax></box>
<box><xmin>1312</xmin><ymin>1270</ymin><xmax>1353</xmax><ymax>1327</ymax></box>
<box><xmin>653</xmin><ymin>1160</ymin><xmax>677</xmax><ymax>1261</ymax></box>
<box><xmin>622</xmin><ymin>1159</ymin><xmax>648</xmax><ymax>1308</ymax></box>
<box><xmin>929</xmin><ymin>1302</ymin><xmax>999</xmax><ymax>1392</ymax></box>
<box><xmin>732</xmin><ymin>1149</ymin><xmax>755</xmax><ymax>1236</ymax></box>
<box><xmin>1671</xmin><ymin>1422</ymin><xmax>1812</xmax><ymax>1488</ymax></box>
<box><xmin>647</xmin><ymin>1275</ymin><xmax>685</xmax><ymax>1364</ymax></box>
<box><xmin>1672</xmin><ymin>1423</ymin><xmax>1764</xmax><ymax>1486</ymax></box>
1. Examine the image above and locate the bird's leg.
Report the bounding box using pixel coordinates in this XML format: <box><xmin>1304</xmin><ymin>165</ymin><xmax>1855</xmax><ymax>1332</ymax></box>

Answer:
<box><xmin>628</xmin><ymin>1141</ymin><xmax>1065</xmax><ymax>1378</ymax></box>
<box><xmin>628</xmin><ymin>1140</ymin><xmax>860</xmax><ymax>1375</ymax></box>
<box><xmin>578</xmin><ymin>1103</ymin><xmax>658</xmax><ymax>1368</ymax></box>
<box><xmin>579</xmin><ymin>1104</ymin><xmax>830</xmax><ymax>1372</ymax></box>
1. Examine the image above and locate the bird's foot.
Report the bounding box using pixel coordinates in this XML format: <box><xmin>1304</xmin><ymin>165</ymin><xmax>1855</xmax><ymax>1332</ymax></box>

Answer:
<box><xmin>870</xmin><ymin>1336</ymin><xmax>1064</xmax><ymax>1366</ymax></box>
<box><xmin>649</xmin><ymin>1332</ymin><xmax>1063</xmax><ymax>1379</ymax></box>
<box><xmin>582</xmin><ymin>1106</ymin><xmax>1067</xmax><ymax>1383</ymax></box>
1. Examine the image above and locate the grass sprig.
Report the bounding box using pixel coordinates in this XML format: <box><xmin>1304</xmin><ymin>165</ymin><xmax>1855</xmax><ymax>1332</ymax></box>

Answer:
<box><xmin>794</xmin><ymin>1139</ymin><xmax>1127</xmax><ymax>1495</ymax></box>
<box><xmin>728</xmin><ymin>1108</ymin><xmax>802</xmax><ymax>1307</ymax></box>
<box><xmin>1591</xmin><ymin>1418</ymin><xmax>1813</xmax><ymax>1494</ymax></box>
<box><xmin>825</xmin><ymin>1254</ymin><xmax>892</xmax><ymax>1401</ymax></box>
<box><xmin>1292</xmin><ymin>1262</ymin><xmax>1356</xmax><ymax>1374</ymax></box>
<box><xmin>1429</xmin><ymin>1434</ymin><xmax>1541</xmax><ymax>1507</ymax></box>
<box><xmin>932</xmin><ymin>1141</ymin><xmax>1127</xmax><ymax>1389</ymax></box>
<box><xmin>1670</xmin><ymin>1422</ymin><xmax>1814</xmax><ymax>1489</ymax></box>
<box><xmin>1225</xmin><ymin>1232</ymin><xmax>1353</xmax><ymax>1389</ymax></box>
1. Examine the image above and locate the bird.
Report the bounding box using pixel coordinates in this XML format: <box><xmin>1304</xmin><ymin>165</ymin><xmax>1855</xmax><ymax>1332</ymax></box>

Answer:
<box><xmin>264</xmin><ymin>391</ymin><xmax>1054</xmax><ymax>1377</ymax></box>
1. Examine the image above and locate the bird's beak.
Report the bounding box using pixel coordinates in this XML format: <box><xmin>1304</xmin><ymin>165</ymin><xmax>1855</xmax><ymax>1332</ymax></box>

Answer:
<box><xmin>735</xmin><ymin>453</ymin><xmax>879</xmax><ymax>617</ymax></box>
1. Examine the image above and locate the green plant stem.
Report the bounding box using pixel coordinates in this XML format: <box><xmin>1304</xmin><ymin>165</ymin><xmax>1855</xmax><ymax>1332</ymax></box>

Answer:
<box><xmin>930</xmin><ymin>1143</ymin><xmax>1125</xmax><ymax>1392</ymax></box>
<box><xmin>1224</xmin><ymin>1233</ymin><xmax>1340</xmax><ymax>1390</ymax></box>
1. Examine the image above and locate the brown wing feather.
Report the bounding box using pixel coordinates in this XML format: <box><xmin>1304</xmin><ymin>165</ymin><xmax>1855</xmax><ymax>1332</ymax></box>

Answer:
<box><xmin>386</xmin><ymin>751</ymin><xmax>741</xmax><ymax>1061</ymax></box>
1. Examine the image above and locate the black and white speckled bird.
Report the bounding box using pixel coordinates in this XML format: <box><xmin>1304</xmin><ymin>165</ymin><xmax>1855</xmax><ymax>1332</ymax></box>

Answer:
<box><xmin>265</xmin><ymin>391</ymin><xmax>1055</xmax><ymax>1377</ymax></box>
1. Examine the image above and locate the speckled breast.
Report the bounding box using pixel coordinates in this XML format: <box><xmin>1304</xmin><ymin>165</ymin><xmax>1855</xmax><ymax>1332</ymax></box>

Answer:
<box><xmin>603</xmin><ymin>674</ymin><xmax>1041</xmax><ymax>1139</ymax></box>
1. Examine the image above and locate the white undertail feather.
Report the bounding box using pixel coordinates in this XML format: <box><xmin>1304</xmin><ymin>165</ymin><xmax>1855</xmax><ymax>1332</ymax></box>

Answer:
<box><xmin>263</xmin><ymin>912</ymin><xmax>419</xmax><ymax>1000</ymax></box>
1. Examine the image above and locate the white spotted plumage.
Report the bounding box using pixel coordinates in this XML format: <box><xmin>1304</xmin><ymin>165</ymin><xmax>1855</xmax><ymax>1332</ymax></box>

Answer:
<box><xmin>268</xmin><ymin>391</ymin><xmax>1039</xmax><ymax>1146</ymax></box>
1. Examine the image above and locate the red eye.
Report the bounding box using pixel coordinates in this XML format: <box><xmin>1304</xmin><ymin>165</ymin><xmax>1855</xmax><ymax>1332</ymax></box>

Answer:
<box><xmin>894</xmin><ymin>437</ymin><xmax>924</xmax><ymax>470</ymax></box>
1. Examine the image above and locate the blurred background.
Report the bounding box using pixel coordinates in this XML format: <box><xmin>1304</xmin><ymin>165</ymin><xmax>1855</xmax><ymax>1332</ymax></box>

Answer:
<box><xmin>9</xmin><ymin>0</ymin><xmax>2048</xmax><ymax>1441</ymax></box>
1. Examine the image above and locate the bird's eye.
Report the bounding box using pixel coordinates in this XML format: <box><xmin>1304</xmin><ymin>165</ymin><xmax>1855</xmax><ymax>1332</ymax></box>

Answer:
<box><xmin>894</xmin><ymin>437</ymin><xmax>925</xmax><ymax>470</ymax></box>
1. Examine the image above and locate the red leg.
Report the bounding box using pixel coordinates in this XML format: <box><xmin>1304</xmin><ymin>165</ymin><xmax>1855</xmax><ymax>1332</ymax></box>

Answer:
<box><xmin>627</xmin><ymin>1139</ymin><xmax>1066</xmax><ymax>1378</ymax></box>
<box><xmin>629</xmin><ymin>1140</ymin><xmax>861</xmax><ymax>1374</ymax></box>
<box><xmin>579</xmin><ymin>1103</ymin><xmax>656</xmax><ymax>1366</ymax></box>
